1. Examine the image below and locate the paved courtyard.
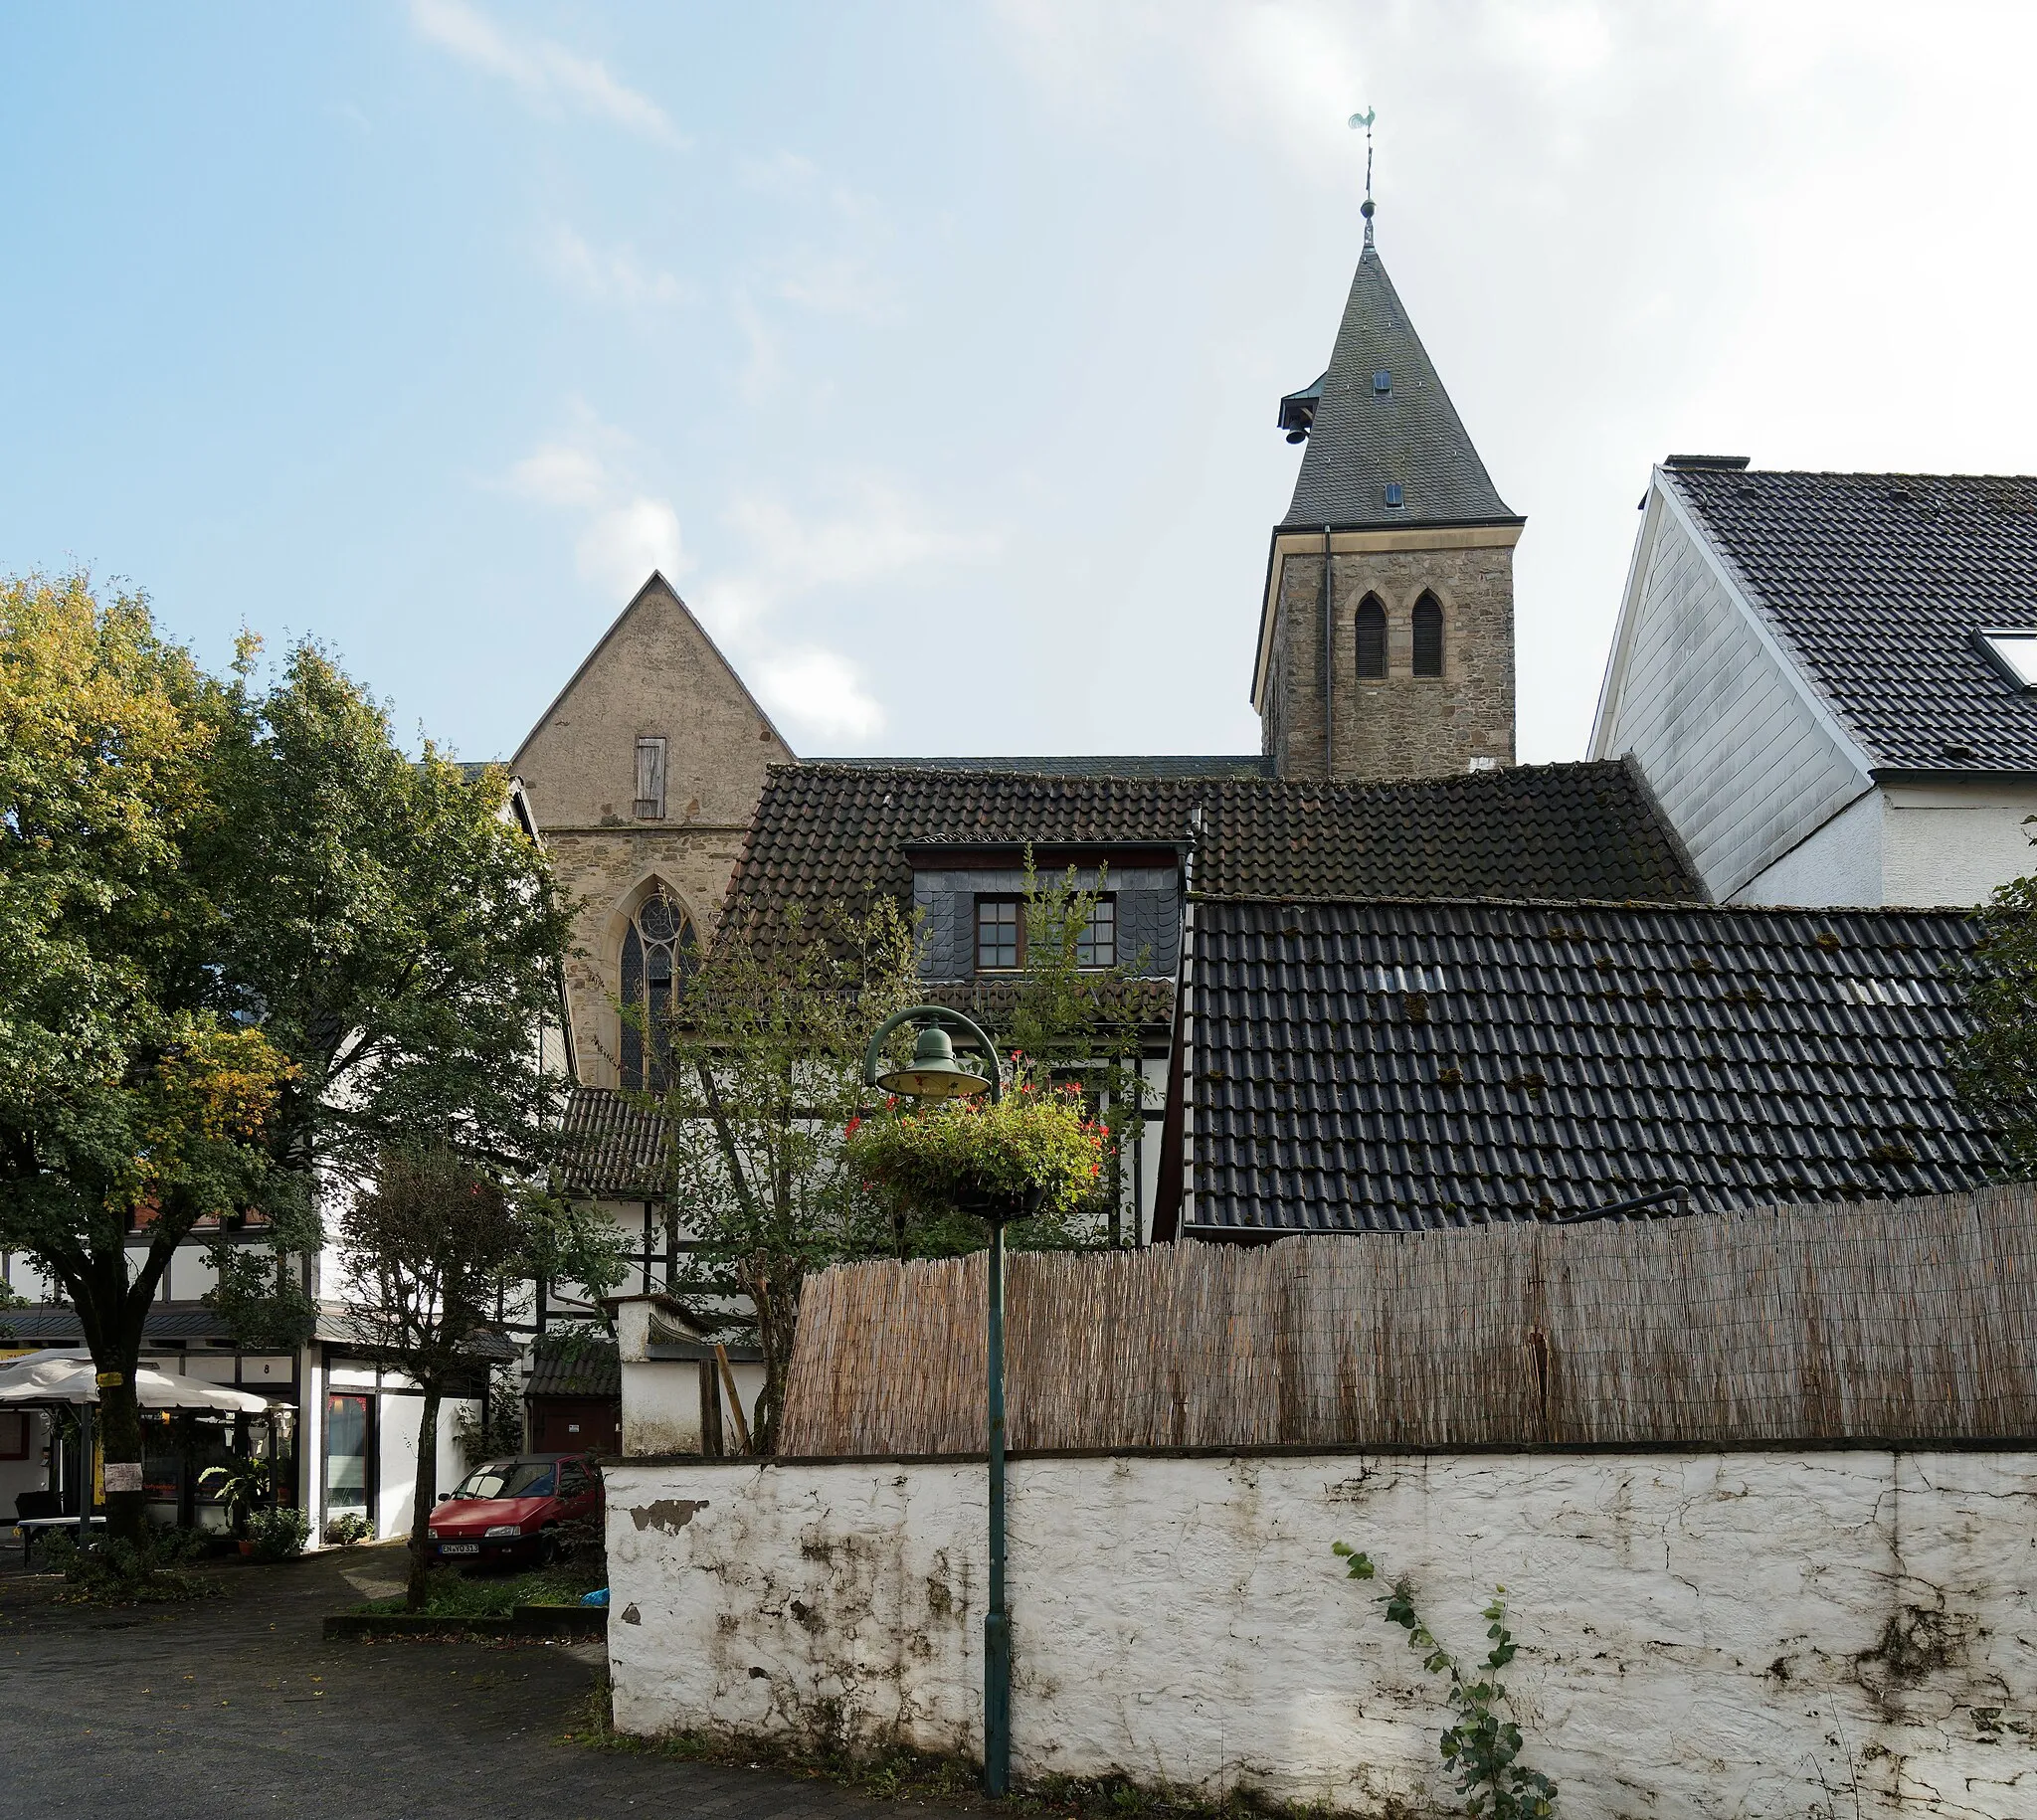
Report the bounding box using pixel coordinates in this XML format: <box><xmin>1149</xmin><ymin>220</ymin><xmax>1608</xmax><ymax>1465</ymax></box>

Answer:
<box><xmin>0</xmin><ymin>1543</ymin><xmax>890</xmax><ymax>1820</ymax></box>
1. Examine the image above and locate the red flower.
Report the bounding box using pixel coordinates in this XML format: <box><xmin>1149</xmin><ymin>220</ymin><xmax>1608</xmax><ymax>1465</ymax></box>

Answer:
<box><xmin>845</xmin><ymin>1116</ymin><xmax>862</xmax><ymax>1138</ymax></box>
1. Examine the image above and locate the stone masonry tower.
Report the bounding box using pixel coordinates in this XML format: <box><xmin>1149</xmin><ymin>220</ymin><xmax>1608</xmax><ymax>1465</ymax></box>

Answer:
<box><xmin>1251</xmin><ymin>208</ymin><xmax>1520</xmax><ymax>780</ymax></box>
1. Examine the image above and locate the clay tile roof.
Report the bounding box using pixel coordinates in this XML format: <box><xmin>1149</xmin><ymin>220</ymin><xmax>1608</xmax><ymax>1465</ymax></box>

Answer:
<box><xmin>1174</xmin><ymin>897</ymin><xmax>2005</xmax><ymax>1237</ymax></box>
<box><xmin>525</xmin><ymin>1335</ymin><xmax>621</xmax><ymax>1400</ymax></box>
<box><xmin>718</xmin><ymin>758</ymin><xmax>1703</xmax><ymax>950</ymax></box>
<box><xmin>560</xmin><ymin>1088</ymin><xmax>669</xmax><ymax>1196</ymax></box>
<box><xmin>1667</xmin><ymin>466</ymin><xmax>2037</xmax><ymax>773</ymax></box>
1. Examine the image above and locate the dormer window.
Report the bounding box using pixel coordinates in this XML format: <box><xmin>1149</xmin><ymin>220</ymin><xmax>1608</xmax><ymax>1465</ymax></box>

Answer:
<box><xmin>1076</xmin><ymin>897</ymin><xmax>1116</xmax><ymax>969</ymax></box>
<box><xmin>976</xmin><ymin>897</ymin><xmax>1020</xmax><ymax>971</ymax></box>
<box><xmin>974</xmin><ymin>893</ymin><xmax>1116</xmax><ymax>973</ymax></box>
<box><xmin>1977</xmin><ymin>629</ymin><xmax>2037</xmax><ymax>691</ymax></box>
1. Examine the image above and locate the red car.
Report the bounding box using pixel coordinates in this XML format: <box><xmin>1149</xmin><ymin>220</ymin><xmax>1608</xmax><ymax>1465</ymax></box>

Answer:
<box><xmin>427</xmin><ymin>1453</ymin><xmax>603</xmax><ymax>1568</ymax></box>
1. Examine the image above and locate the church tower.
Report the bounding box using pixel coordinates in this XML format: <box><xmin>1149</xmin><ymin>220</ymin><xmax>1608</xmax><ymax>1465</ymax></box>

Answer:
<box><xmin>1251</xmin><ymin>202</ymin><xmax>1521</xmax><ymax>780</ymax></box>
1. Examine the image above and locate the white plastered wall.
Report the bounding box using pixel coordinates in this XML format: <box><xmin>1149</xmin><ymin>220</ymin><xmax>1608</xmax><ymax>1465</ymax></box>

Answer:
<box><xmin>1882</xmin><ymin>784</ymin><xmax>2037</xmax><ymax>905</ymax></box>
<box><xmin>1732</xmin><ymin>788</ymin><xmax>1884</xmax><ymax>905</ymax></box>
<box><xmin>607</xmin><ymin>1451</ymin><xmax>2037</xmax><ymax>1820</ymax></box>
<box><xmin>1734</xmin><ymin>783</ymin><xmax>2037</xmax><ymax>908</ymax></box>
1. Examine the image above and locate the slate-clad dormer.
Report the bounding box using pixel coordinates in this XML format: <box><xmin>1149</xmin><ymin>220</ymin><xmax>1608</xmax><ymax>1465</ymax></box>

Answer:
<box><xmin>903</xmin><ymin>842</ymin><xmax>1186</xmax><ymax>986</ymax></box>
<box><xmin>1253</xmin><ymin>209</ymin><xmax>1521</xmax><ymax>782</ymax></box>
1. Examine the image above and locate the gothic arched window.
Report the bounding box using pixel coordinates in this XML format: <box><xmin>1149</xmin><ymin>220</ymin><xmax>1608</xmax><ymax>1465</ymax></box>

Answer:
<box><xmin>1412</xmin><ymin>593</ymin><xmax>1444</xmax><ymax>677</ymax></box>
<box><xmin>1355</xmin><ymin>596</ymin><xmax>1388</xmax><ymax>679</ymax></box>
<box><xmin>620</xmin><ymin>889</ymin><xmax>697</xmax><ymax>1091</ymax></box>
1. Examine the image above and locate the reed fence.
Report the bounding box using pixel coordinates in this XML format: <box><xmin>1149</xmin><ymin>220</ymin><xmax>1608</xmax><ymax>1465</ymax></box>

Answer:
<box><xmin>776</xmin><ymin>1185</ymin><xmax>2037</xmax><ymax>1456</ymax></box>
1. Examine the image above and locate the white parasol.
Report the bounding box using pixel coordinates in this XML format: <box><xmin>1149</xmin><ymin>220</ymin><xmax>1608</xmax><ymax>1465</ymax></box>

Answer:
<box><xmin>0</xmin><ymin>1350</ymin><xmax>272</xmax><ymax>1413</ymax></box>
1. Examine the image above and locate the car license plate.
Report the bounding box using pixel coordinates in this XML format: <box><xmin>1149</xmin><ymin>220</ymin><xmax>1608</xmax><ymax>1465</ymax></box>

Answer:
<box><xmin>440</xmin><ymin>1543</ymin><xmax>479</xmax><ymax>1555</ymax></box>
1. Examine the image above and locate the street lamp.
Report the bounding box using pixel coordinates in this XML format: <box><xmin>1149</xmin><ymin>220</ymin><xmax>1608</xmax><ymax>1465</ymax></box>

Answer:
<box><xmin>862</xmin><ymin>1005</ymin><xmax>1024</xmax><ymax>1798</ymax></box>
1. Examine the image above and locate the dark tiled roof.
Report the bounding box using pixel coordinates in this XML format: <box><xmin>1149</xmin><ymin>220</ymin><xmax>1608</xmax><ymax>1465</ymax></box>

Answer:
<box><xmin>561</xmin><ymin>1088</ymin><xmax>670</xmax><ymax>1196</ymax></box>
<box><xmin>1176</xmin><ymin>897</ymin><xmax>2004</xmax><ymax>1236</ymax></box>
<box><xmin>720</xmin><ymin>760</ymin><xmax>1702</xmax><ymax>946</ymax></box>
<box><xmin>1282</xmin><ymin>243</ymin><xmax>1517</xmax><ymax>531</ymax></box>
<box><xmin>525</xmin><ymin>1335</ymin><xmax>621</xmax><ymax>1400</ymax></box>
<box><xmin>1668</xmin><ymin>466</ymin><xmax>2037</xmax><ymax>772</ymax></box>
<box><xmin>0</xmin><ymin>1305</ymin><xmax>235</xmax><ymax>1344</ymax></box>
<box><xmin>1195</xmin><ymin>761</ymin><xmax>1699</xmax><ymax>901</ymax></box>
<box><xmin>810</xmin><ymin>756</ymin><xmax>1274</xmax><ymax>780</ymax></box>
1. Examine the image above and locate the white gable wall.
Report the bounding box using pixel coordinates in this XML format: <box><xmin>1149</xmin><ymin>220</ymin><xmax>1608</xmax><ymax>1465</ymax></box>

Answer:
<box><xmin>1731</xmin><ymin>788</ymin><xmax>1883</xmax><ymax>904</ymax></box>
<box><xmin>1882</xmin><ymin>783</ymin><xmax>2037</xmax><ymax>905</ymax></box>
<box><xmin>1591</xmin><ymin>485</ymin><xmax>1871</xmax><ymax>900</ymax></box>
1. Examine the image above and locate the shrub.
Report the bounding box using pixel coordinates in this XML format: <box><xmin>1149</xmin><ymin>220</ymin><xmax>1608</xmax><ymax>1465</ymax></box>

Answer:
<box><xmin>324</xmin><ymin>1512</ymin><xmax>372</xmax><ymax>1547</ymax></box>
<box><xmin>247</xmin><ymin>1505</ymin><xmax>311</xmax><ymax>1560</ymax></box>
<box><xmin>38</xmin><ymin>1526</ymin><xmax>212</xmax><ymax>1605</ymax></box>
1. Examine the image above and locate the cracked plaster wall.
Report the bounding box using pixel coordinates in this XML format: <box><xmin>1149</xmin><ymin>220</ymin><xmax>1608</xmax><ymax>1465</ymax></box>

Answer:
<box><xmin>606</xmin><ymin>1450</ymin><xmax>2037</xmax><ymax>1818</ymax></box>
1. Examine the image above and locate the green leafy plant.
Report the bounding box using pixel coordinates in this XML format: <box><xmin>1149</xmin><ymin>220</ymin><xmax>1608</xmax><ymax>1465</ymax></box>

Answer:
<box><xmin>1334</xmin><ymin>1544</ymin><xmax>1559</xmax><ymax>1820</ymax></box>
<box><xmin>845</xmin><ymin>1065</ymin><xmax>1106</xmax><ymax>1216</ymax></box>
<box><xmin>1953</xmin><ymin>854</ymin><xmax>2037</xmax><ymax>1175</ymax></box>
<box><xmin>454</xmin><ymin>1363</ymin><xmax>526</xmax><ymax>1466</ymax></box>
<box><xmin>198</xmin><ymin>1455</ymin><xmax>272</xmax><ymax>1537</ymax></box>
<box><xmin>642</xmin><ymin>898</ymin><xmax>926</xmax><ymax>1452</ymax></box>
<box><xmin>38</xmin><ymin>1525</ymin><xmax>211</xmax><ymax>1605</ymax></box>
<box><xmin>1004</xmin><ymin>855</ymin><xmax>1155</xmax><ymax>1245</ymax></box>
<box><xmin>324</xmin><ymin>1511</ymin><xmax>372</xmax><ymax>1547</ymax></box>
<box><xmin>245</xmin><ymin>1504</ymin><xmax>310</xmax><ymax>1561</ymax></box>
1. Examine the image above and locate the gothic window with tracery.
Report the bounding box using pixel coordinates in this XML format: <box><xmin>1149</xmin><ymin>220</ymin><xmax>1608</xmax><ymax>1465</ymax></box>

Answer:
<box><xmin>620</xmin><ymin>889</ymin><xmax>697</xmax><ymax>1090</ymax></box>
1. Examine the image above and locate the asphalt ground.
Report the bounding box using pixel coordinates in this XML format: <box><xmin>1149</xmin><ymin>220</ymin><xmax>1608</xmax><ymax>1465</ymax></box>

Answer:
<box><xmin>0</xmin><ymin>1541</ymin><xmax>891</xmax><ymax>1820</ymax></box>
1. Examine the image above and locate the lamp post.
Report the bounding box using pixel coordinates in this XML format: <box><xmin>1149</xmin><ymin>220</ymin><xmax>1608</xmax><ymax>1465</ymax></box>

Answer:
<box><xmin>862</xmin><ymin>1004</ymin><xmax>1022</xmax><ymax>1798</ymax></box>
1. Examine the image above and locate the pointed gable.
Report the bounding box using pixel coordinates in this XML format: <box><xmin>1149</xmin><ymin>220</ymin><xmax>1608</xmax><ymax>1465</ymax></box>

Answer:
<box><xmin>510</xmin><ymin>572</ymin><xmax>795</xmax><ymax>829</ymax></box>
<box><xmin>1280</xmin><ymin>244</ymin><xmax>1517</xmax><ymax>531</ymax></box>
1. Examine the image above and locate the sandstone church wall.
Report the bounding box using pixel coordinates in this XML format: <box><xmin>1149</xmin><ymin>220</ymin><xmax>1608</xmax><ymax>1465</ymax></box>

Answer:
<box><xmin>1270</xmin><ymin>533</ymin><xmax>1516</xmax><ymax>782</ymax></box>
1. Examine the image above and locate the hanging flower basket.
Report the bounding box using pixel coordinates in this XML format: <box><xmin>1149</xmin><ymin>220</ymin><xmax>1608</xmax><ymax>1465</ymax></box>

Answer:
<box><xmin>845</xmin><ymin>1076</ymin><xmax>1104</xmax><ymax>1220</ymax></box>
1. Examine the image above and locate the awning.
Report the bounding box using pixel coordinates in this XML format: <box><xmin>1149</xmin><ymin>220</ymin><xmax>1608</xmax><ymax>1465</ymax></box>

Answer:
<box><xmin>0</xmin><ymin>1350</ymin><xmax>273</xmax><ymax>1413</ymax></box>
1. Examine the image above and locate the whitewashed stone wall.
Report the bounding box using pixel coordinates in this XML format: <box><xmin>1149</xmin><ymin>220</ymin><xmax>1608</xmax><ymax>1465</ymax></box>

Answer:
<box><xmin>606</xmin><ymin>1450</ymin><xmax>2037</xmax><ymax>1818</ymax></box>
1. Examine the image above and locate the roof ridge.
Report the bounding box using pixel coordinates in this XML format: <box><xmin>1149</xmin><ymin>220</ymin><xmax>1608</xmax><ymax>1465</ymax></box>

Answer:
<box><xmin>1192</xmin><ymin>892</ymin><xmax>1978</xmax><ymax>919</ymax></box>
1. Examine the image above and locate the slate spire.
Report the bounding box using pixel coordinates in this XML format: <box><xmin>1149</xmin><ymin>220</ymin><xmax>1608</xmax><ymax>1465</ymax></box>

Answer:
<box><xmin>1279</xmin><ymin>225</ymin><xmax>1517</xmax><ymax>532</ymax></box>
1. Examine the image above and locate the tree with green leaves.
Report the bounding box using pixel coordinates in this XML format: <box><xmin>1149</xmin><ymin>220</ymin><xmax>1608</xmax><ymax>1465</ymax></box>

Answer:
<box><xmin>204</xmin><ymin>637</ymin><xmax>581</xmax><ymax>1192</ymax></box>
<box><xmin>0</xmin><ymin>573</ymin><xmax>294</xmax><ymax>1545</ymax></box>
<box><xmin>642</xmin><ymin>901</ymin><xmax>927</xmax><ymax>1452</ymax></box>
<box><xmin>337</xmin><ymin>1145</ymin><xmax>623</xmax><ymax>1609</ymax></box>
<box><xmin>1007</xmin><ymin>856</ymin><xmax>1154</xmax><ymax>1246</ymax></box>
<box><xmin>1954</xmin><ymin>861</ymin><xmax>2037</xmax><ymax>1174</ymax></box>
<box><xmin>1</xmin><ymin>571</ymin><xmax>589</xmax><ymax>1546</ymax></box>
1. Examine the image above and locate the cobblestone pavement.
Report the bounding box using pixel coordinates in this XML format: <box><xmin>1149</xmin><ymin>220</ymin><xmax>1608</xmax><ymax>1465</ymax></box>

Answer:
<box><xmin>0</xmin><ymin>1544</ymin><xmax>892</xmax><ymax>1820</ymax></box>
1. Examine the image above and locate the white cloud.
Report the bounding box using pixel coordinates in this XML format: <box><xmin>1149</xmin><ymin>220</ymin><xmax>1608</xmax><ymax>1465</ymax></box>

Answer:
<box><xmin>499</xmin><ymin>429</ymin><xmax>686</xmax><ymax>600</ymax></box>
<box><xmin>713</xmin><ymin>478</ymin><xmax>999</xmax><ymax>623</ymax></box>
<box><xmin>576</xmin><ymin>497</ymin><xmax>685</xmax><ymax>600</ymax></box>
<box><xmin>543</xmin><ymin>224</ymin><xmax>691</xmax><ymax>308</ymax></box>
<box><xmin>409</xmin><ymin>0</ymin><xmax>681</xmax><ymax>144</ymax></box>
<box><xmin>753</xmin><ymin>648</ymin><xmax>887</xmax><ymax>743</ymax></box>
<box><xmin>508</xmin><ymin>443</ymin><xmax>606</xmax><ymax>508</ymax></box>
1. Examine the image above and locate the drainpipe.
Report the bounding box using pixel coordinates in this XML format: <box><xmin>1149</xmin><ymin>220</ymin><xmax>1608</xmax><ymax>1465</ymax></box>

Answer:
<box><xmin>1321</xmin><ymin>524</ymin><xmax>1334</xmax><ymax>779</ymax></box>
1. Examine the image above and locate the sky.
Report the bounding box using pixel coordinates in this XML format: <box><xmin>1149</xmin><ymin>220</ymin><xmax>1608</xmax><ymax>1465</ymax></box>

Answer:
<box><xmin>6</xmin><ymin>2</ymin><xmax>2037</xmax><ymax>765</ymax></box>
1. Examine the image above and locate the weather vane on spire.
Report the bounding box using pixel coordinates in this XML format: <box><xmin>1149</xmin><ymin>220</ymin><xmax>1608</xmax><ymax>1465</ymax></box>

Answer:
<box><xmin>1348</xmin><ymin>106</ymin><xmax>1377</xmax><ymax>247</ymax></box>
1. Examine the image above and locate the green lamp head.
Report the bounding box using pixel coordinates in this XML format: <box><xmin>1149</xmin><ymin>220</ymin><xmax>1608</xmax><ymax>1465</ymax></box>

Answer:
<box><xmin>875</xmin><ymin>1023</ymin><xmax>993</xmax><ymax>1101</ymax></box>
